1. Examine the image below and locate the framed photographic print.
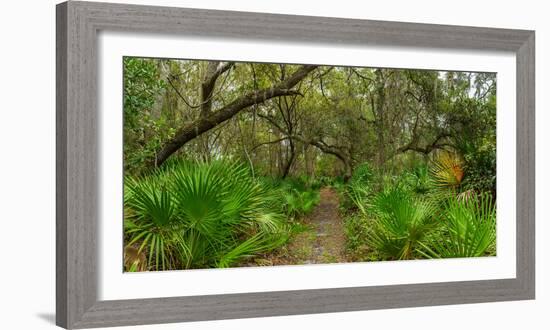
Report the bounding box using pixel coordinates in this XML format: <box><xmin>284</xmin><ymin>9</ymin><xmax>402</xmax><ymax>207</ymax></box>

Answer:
<box><xmin>56</xmin><ymin>1</ymin><xmax>535</xmax><ymax>328</ymax></box>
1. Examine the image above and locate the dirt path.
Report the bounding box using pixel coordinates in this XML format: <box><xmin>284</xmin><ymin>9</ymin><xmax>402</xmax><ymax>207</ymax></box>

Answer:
<box><xmin>262</xmin><ymin>187</ymin><xmax>348</xmax><ymax>265</ymax></box>
<box><xmin>302</xmin><ymin>187</ymin><xmax>347</xmax><ymax>263</ymax></box>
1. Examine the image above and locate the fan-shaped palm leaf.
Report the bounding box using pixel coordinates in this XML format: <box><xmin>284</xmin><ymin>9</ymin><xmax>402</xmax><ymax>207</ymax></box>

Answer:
<box><xmin>124</xmin><ymin>174</ymin><xmax>182</xmax><ymax>270</ymax></box>
<box><xmin>124</xmin><ymin>159</ymin><xmax>289</xmax><ymax>271</ymax></box>
<box><xmin>430</xmin><ymin>151</ymin><xmax>465</xmax><ymax>188</ymax></box>
<box><xmin>419</xmin><ymin>192</ymin><xmax>496</xmax><ymax>258</ymax></box>
<box><xmin>368</xmin><ymin>187</ymin><xmax>438</xmax><ymax>260</ymax></box>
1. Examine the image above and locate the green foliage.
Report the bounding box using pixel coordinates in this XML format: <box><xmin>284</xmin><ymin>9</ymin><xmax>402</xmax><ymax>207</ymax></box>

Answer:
<box><xmin>419</xmin><ymin>193</ymin><xmax>496</xmax><ymax>258</ymax></box>
<box><xmin>401</xmin><ymin>165</ymin><xmax>432</xmax><ymax>195</ymax></box>
<box><xmin>315</xmin><ymin>176</ymin><xmax>335</xmax><ymax>187</ymax></box>
<box><xmin>367</xmin><ymin>187</ymin><xmax>437</xmax><ymax>260</ymax></box>
<box><xmin>337</xmin><ymin>163</ymin><xmax>374</xmax><ymax>214</ymax></box>
<box><xmin>345</xmin><ymin>182</ymin><xmax>372</xmax><ymax>216</ymax></box>
<box><xmin>123</xmin><ymin>57</ymin><xmax>169</xmax><ymax>174</ymax></box>
<box><xmin>276</xmin><ymin>177</ymin><xmax>320</xmax><ymax>219</ymax></box>
<box><xmin>343</xmin><ymin>213</ymin><xmax>374</xmax><ymax>260</ymax></box>
<box><xmin>351</xmin><ymin>162</ymin><xmax>374</xmax><ymax>186</ymax></box>
<box><xmin>123</xmin><ymin>57</ymin><xmax>165</xmax><ymax>122</ymax></box>
<box><xmin>283</xmin><ymin>190</ymin><xmax>320</xmax><ymax>218</ymax></box>
<box><xmin>462</xmin><ymin>141</ymin><xmax>496</xmax><ymax>194</ymax></box>
<box><xmin>331</xmin><ymin>176</ymin><xmax>346</xmax><ymax>190</ymax></box>
<box><xmin>127</xmin><ymin>263</ymin><xmax>139</xmax><ymax>272</ymax></box>
<box><xmin>124</xmin><ymin>160</ymin><xmax>289</xmax><ymax>271</ymax></box>
<box><xmin>124</xmin><ymin>174</ymin><xmax>182</xmax><ymax>270</ymax></box>
<box><xmin>343</xmin><ymin>158</ymin><xmax>496</xmax><ymax>262</ymax></box>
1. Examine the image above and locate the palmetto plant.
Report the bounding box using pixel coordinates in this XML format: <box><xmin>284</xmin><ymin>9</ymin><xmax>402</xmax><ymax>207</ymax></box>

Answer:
<box><xmin>405</xmin><ymin>165</ymin><xmax>432</xmax><ymax>195</ymax></box>
<box><xmin>124</xmin><ymin>160</ymin><xmax>288</xmax><ymax>271</ymax></box>
<box><xmin>351</xmin><ymin>162</ymin><xmax>373</xmax><ymax>186</ymax></box>
<box><xmin>367</xmin><ymin>187</ymin><xmax>438</xmax><ymax>260</ymax></box>
<box><xmin>342</xmin><ymin>163</ymin><xmax>374</xmax><ymax>216</ymax></box>
<box><xmin>346</xmin><ymin>181</ymin><xmax>371</xmax><ymax>216</ymax></box>
<box><xmin>430</xmin><ymin>151</ymin><xmax>465</xmax><ymax>189</ymax></box>
<box><xmin>419</xmin><ymin>192</ymin><xmax>496</xmax><ymax>258</ymax></box>
<box><xmin>124</xmin><ymin>174</ymin><xmax>183</xmax><ymax>270</ymax></box>
<box><xmin>278</xmin><ymin>178</ymin><xmax>320</xmax><ymax>219</ymax></box>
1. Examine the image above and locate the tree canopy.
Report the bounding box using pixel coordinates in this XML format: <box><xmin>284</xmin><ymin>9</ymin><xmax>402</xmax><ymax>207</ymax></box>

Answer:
<box><xmin>123</xmin><ymin>57</ymin><xmax>495</xmax><ymax>191</ymax></box>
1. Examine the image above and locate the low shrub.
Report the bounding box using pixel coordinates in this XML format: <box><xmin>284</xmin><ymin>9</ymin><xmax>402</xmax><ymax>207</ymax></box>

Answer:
<box><xmin>462</xmin><ymin>144</ymin><xmax>496</xmax><ymax>195</ymax></box>
<box><xmin>343</xmin><ymin>213</ymin><xmax>373</xmax><ymax>260</ymax></box>
<box><xmin>400</xmin><ymin>165</ymin><xmax>432</xmax><ymax>195</ymax></box>
<box><xmin>124</xmin><ymin>159</ymin><xmax>289</xmax><ymax>271</ymax></box>
<box><xmin>419</xmin><ymin>192</ymin><xmax>496</xmax><ymax>258</ymax></box>
<box><xmin>366</xmin><ymin>187</ymin><xmax>438</xmax><ymax>260</ymax></box>
<box><xmin>278</xmin><ymin>178</ymin><xmax>320</xmax><ymax>219</ymax></box>
<box><xmin>350</xmin><ymin>162</ymin><xmax>374</xmax><ymax>186</ymax></box>
<box><xmin>337</xmin><ymin>163</ymin><xmax>375</xmax><ymax>214</ymax></box>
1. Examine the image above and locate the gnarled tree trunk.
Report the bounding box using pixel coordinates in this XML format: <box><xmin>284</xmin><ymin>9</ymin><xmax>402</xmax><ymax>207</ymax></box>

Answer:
<box><xmin>152</xmin><ymin>64</ymin><xmax>318</xmax><ymax>167</ymax></box>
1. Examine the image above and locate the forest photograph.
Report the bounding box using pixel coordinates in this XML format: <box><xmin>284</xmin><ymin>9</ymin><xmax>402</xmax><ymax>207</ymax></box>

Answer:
<box><xmin>122</xmin><ymin>57</ymin><xmax>497</xmax><ymax>272</ymax></box>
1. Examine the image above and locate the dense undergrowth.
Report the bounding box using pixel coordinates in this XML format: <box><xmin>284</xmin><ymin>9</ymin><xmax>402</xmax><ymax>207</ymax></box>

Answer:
<box><xmin>337</xmin><ymin>151</ymin><xmax>496</xmax><ymax>262</ymax></box>
<box><xmin>123</xmin><ymin>159</ymin><xmax>320</xmax><ymax>271</ymax></box>
<box><xmin>123</xmin><ymin>151</ymin><xmax>496</xmax><ymax>271</ymax></box>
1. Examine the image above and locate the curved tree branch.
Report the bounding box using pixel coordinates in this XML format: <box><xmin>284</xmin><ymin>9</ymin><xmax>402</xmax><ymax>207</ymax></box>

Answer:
<box><xmin>396</xmin><ymin>132</ymin><xmax>453</xmax><ymax>155</ymax></box>
<box><xmin>153</xmin><ymin>64</ymin><xmax>317</xmax><ymax>167</ymax></box>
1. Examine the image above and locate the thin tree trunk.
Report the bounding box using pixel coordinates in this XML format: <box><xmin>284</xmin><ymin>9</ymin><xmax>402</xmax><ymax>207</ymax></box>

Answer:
<box><xmin>281</xmin><ymin>139</ymin><xmax>295</xmax><ymax>179</ymax></box>
<box><xmin>375</xmin><ymin>69</ymin><xmax>386</xmax><ymax>167</ymax></box>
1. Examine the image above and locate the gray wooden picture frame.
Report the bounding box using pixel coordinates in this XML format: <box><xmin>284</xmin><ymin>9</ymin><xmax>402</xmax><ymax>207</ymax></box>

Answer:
<box><xmin>56</xmin><ymin>1</ymin><xmax>535</xmax><ymax>328</ymax></box>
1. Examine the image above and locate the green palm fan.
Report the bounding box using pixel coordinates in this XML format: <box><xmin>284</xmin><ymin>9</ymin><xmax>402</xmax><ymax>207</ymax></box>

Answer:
<box><xmin>419</xmin><ymin>192</ymin><xmax>496</xmax><ymax>258</ymax></box>
<box><xmin>124</xmin><ymin>174</ymin><xmax>182</xmax><ymax>271</ymax></box>
<box><xmin>124</xmin><ymin>159</ymin><xmax>289</xmax><ymax>271</ymax></box>
<box><xmin>368</xmin><ymin>187</ymin><xmax>438</xmax><ymax>260</ymax></box>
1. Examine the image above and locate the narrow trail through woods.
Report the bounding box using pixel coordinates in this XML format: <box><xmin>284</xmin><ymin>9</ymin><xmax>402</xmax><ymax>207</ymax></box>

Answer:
<box><xmin>262</xmin><ymin>187</ymin><xmax>348</xmax><ymax>265</ymax></box>
<box><xmin>302</xmin><ymin>187</ymin><xmax>347</xmax><ymax>264</ymax></box>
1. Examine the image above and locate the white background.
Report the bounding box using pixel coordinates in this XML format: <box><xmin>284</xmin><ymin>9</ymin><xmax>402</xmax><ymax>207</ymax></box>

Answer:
<box><xmin>0</xmin><ymin>0</ymin><xmax>547</xmax><ymax>329</ymax></box>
